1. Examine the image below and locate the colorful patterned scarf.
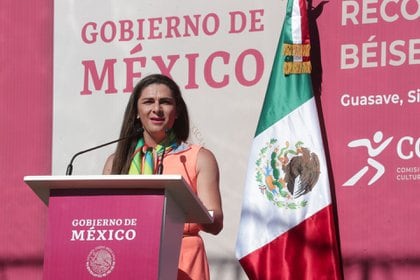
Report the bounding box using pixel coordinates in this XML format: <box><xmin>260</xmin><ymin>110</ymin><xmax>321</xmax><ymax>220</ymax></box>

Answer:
<box><xmin>128</xmin><ymin>131</ymin><xmax>178</xmax><ymax>175</ymax></box>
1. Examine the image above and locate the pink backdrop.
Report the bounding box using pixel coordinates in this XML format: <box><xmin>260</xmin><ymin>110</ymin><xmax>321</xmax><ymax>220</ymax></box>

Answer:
<box><xmin>0</xmin><ymin>0</ymin><xmax>52</xmax><ymax>279</ymax></box>
<box><xmin>316</xmin><ymin>0</ymin><xmax>420</xmax><ymax>279</ymax></box>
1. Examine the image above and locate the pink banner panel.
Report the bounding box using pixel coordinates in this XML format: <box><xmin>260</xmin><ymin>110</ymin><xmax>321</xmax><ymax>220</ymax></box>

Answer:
<box><xmin>44</xmin><ymin>190</ymin><xmax>165</xmax><ymax>279</ymax></box>
<box><xmin>315</xmin><ymin>0</ymin><xmax>420</xmax><ymax>278</ymax></box>
<box><xmin>0</xmin><ymin>0</ymin><xmax>52</xmax><ymax>279</ymax></box>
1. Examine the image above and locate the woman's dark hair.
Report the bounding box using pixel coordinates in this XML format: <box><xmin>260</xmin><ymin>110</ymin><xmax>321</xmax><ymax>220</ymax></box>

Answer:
<box><xmin>111</xmin><ymin>74</ymin><xmax>190</xmax><ymax>174</ymax></box>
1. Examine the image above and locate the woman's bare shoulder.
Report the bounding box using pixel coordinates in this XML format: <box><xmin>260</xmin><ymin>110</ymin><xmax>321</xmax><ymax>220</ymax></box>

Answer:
<box><xmin>102</xmin><ymin>154</ymin><xmax>115</xmax><ymax>174</ymax></box>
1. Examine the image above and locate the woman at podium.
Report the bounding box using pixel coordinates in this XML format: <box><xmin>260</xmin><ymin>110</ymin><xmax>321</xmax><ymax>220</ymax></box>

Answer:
<box><xmin>103</xmin><ymin>73</ymin><xmax>224</xmax><ymax>280</ymax></box>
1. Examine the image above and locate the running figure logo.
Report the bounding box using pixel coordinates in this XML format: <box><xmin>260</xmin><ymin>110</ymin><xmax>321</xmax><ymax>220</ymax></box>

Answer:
<box><xmin>343</xmin><ymin>131</ymin><xmax>393</xmax><ymax>186</ymax></box>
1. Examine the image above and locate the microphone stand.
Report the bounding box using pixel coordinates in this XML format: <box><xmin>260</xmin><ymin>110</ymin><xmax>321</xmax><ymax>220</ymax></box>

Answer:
<box><xmin>157</xmin><ymin>129</ymin><xmax>171</xmax><ymax>175</ymax></box>
<box><xmin>157</xmin><ymin>148</ymin><xmax>166</xmax><ymax>175</ymax></box>
<box><xmin>66</xmin><ymin>129</ymin><xmax>142</xmax><ymax>175</ymax></box>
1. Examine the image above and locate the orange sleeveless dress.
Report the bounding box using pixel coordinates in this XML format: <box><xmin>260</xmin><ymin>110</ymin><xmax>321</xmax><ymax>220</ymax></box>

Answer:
<box><xmin>163</xmin><ymin>144</ymin><xmax>210</xmax><ymax>280</ymax></box>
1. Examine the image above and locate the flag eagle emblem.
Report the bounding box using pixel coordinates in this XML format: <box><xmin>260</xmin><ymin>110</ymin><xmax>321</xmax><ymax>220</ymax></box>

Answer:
<box><xmin>255</xmin><ymin>139</ymin><xmax>320</xmax><ymax>210</ymax></box>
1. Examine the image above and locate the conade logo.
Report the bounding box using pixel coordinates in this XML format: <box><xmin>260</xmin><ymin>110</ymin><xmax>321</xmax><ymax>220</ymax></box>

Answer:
<box><xmin>343</xmin><ymin>130</ymin><xmax>420</xmax><ymax>187</ymax></box>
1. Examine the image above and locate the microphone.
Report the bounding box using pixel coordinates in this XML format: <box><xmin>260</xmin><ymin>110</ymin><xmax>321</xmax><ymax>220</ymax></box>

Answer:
<box><xmin>65</xmin><ymin>127</ymin><xmax>143</xmax><ymax>175</ymax></box>
<box><xmin>157</xmin><ymin>128</ymin><xmax>171</xmax><ymax>175</ymax></box>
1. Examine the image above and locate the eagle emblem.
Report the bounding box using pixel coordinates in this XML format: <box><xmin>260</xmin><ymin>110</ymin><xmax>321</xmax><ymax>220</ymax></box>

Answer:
<box><xmin>255</xmin><ymin>139</ymin><xmax>321</xmax><ymax>209</ymax></box>
<box><xmin>86</xmin><ymin>246</ymin><xmax>116</xmax><ymax>278</ymax></box>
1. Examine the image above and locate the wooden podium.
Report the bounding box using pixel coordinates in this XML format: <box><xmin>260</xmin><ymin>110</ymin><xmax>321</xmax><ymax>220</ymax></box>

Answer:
<box><xmin>24</xmin><ymin>175</ymin><xmax>213</xmax><ymax>280</ymax></box>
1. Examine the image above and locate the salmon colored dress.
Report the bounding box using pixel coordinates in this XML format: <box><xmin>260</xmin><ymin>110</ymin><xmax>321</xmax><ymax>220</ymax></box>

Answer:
<box><xmin>163</xmin><ymin>144</ymin><xmax>210</xmax><ymax>280</ymax></box>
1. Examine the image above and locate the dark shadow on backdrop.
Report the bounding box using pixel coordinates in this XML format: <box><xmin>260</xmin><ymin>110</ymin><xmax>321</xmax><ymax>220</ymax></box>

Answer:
<box><xmin>344</xmin><ymin>256</ymin><xmax>420</xmax><ymax>280</ymax></box>
<box><xmin>0</xmin><ymin>257</ymin><xmax>43</xmax><ymax>280</ymax></box>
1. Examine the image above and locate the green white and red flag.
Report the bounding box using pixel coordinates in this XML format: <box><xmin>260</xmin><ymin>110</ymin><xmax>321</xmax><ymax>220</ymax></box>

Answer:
<box><xmin>235</xmin><ymin>0</ymin><xmax>342</xmax><ymax>278</ymax></box>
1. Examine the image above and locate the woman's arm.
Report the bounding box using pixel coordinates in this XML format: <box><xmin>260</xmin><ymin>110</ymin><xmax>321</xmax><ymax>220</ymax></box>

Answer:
<box><xmin>102</xmin><ymin>154</ymin><xmax>115</xmax><ymax>175</ymax></box>
<box><xmin>196</xmin><ymin>148</ymin><xmax>223</xmax><ymax>235</ymax></box>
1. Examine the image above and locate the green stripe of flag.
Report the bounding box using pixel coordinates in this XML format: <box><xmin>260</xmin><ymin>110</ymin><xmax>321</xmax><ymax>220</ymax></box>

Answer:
<box><xmin>255</xmin><ymin>6</ymin><xmax>313</xmax><ymax>136</ymax></box>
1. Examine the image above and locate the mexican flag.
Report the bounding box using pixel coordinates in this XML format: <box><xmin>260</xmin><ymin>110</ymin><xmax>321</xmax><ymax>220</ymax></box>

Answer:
<box><xmin>235</xmin><ymin>0</ymin><xmax>342</xmax><ymax>279</ymax></box>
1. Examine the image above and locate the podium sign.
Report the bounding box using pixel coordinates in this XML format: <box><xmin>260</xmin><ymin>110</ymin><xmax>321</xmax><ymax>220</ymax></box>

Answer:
<box><xmin>24</xmin><ymin>175</ymin><xmax>212</xmax><ymax>280</ymax></box>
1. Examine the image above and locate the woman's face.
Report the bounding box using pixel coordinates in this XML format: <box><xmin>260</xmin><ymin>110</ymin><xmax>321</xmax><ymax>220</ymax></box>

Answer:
<box><xmin>137</xmin><ymin>83</ymin><xmax>177</xmax><ymax>143</ymax></box>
